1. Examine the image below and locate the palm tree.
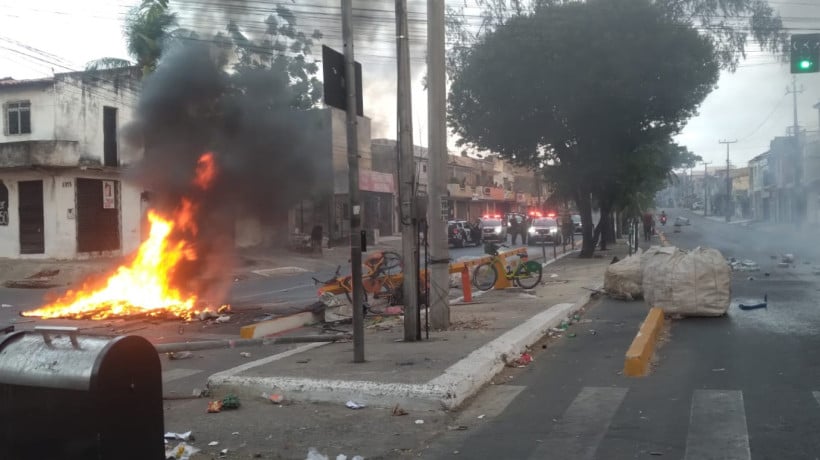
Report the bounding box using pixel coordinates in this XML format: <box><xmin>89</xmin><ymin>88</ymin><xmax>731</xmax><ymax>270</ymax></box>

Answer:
<box><xmin>85</xmin><ymin>0</ymin><xmax>179</xmax><ymax>77</ymax></box>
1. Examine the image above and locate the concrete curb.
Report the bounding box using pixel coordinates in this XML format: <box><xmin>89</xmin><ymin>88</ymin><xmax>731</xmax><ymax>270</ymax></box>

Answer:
<box><xmin>623</xmin><ymin>307</ymin><xmax>665</xmax><ymax>377</ymax></box>
<box><xmin>207</xmin><ymin>284</ymin><xmax>603</xmax><ymax>411</ymax></box>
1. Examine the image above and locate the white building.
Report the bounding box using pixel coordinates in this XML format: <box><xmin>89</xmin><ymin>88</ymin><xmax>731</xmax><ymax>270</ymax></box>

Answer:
<box><xmin>0</xmin><ymin>68</ymin><xmax>145</xmax><ymax>259</ymax></box>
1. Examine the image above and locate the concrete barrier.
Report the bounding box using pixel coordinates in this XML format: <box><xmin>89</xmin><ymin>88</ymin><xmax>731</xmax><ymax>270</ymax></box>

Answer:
<box><xmin>623</xmin><ymin>307</ymin><xmax>665</xmax><ymax>377</ymax></box>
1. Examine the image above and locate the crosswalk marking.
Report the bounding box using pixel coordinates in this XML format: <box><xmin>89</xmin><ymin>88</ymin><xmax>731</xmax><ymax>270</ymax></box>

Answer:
<box><xmin>684</xmin><ymin>390</ymin><xmax>751</xmax><ymax>460</ymax></box>
<box><xmin>528</xmin><ymin>386</ymin><xmax>628</xmax><ymax>460</ymax></box>
<box><xmin>162</xmin><ymin>368</ymin><xmax>203</xmax><ymax>383</ymax></box>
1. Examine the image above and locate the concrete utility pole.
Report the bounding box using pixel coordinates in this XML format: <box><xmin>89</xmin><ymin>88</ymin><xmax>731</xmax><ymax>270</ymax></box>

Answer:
<box><xmin>341</xmin><ymin>0</ymin><xmax>364</xmax><ymax>362</ymax></box>
<box><xmin>719</xmin><ymin>139</ymin><xmax>737</xmax><ymax>222</ymax></box>
<box><xmin>787</xmin><ymin>75</ymin><xmax>804</xmax><ymax>140</ymax></box>
<box><xmin>395</xmin><ymin>0</ymin><xmax>419</xmax><ymax>341</ymax></box>
<box><xmin>701</xmin><ymin>161</ymin><xmax>712</xmax><ymax>216</ymax></box>
<box><xmin>427</xmin><ymin>0</ymin><xmax>450</xmax><ymax>329</ymax></box>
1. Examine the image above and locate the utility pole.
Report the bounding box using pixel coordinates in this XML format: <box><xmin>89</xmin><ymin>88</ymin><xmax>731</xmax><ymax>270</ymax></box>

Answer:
<box><xmin>395</xmin><ymin>0</ymin><xmax>418</xmax><ymax>341</ymax></box>
<box><xmin>341</xmin><ymin>0</ymin><xmax>364</xmax><ymax>362</ymax></box>
<box><xmin>427</xmin><ymin>0</ymin><xmax>450</xmax><ymax>329</ymax></box>
<box><xmin>786</xmin><ymin>76</ymin><xmax>805</xmax><ymax>223</ymax></box>
<box><xmin>701</xmin><ymin>161</ymin><xmax>712</xmax><ymax>216</ymax></box>
<box><xmin>719</xmin><ymin>139</ymin><xmax>737</xmax><ymax>222</ymax></box>
<box><xmin>787</xmin><ymin>75</ymin><xmax>804</xmax><ymax>139</ymax></box>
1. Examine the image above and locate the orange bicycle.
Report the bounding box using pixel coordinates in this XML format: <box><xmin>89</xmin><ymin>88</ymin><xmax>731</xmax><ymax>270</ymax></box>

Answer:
<box><xmin>313</xmin><ymin>251</ymin><xmax>404</xmax><ymax>305</ymax></box>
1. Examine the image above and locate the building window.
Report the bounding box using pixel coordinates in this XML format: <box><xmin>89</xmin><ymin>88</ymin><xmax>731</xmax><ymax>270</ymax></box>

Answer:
<box><xmin>7</xmin><ymin>101</ymin><xmax>31</xmax><ymax>135</ymax></box>
<box><xmin>422</xmin><ymin>164</ymin><xmax>427</xmax><ymax>173</ymax></box>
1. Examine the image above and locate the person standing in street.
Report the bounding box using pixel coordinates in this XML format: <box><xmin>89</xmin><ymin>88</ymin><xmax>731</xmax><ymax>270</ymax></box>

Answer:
<box><xmin>642</xmin><ymin>211</ymin><xmax>654</xmax><ymax>242</ymax></box>
<box><xmin>310</xmin><ymin>224</ymin><xmax>323</xmax><ymax>255</ymax></box>
<box><xmin>510</xmin><ymin>215</ymin><xmax>520</xmax><ymax>245</ymax></box>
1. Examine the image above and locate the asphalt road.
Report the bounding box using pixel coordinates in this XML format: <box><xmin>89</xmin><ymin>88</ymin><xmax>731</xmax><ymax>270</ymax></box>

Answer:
<box><xmin>0</xmin><ymin>240</ymin><xmax>516</xmax><ymax>400</ymax></box>
<box><xmin>422</xmin><ymin>209</ymin><xmax>820</xmax><ymax>459</ymax></box>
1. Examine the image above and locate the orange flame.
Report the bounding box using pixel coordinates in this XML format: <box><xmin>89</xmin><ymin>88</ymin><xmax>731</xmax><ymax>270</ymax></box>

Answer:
<box><xmin>22</xmin><ymin>153</ymin><xmax>222</xmax><ymax>320</ymax></box>
<box><xmin>194</xmin><ymin>152</ymin><xmax>216</xmax><ymax>190</ymax></box>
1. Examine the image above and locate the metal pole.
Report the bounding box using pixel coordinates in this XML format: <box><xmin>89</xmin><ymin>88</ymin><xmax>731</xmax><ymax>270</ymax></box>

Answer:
<box><xmin>341</xmin><ymin>0</ymin><xmax>364</xmax><ymax>362</ymax></box>
<box><xmin>155</xmin><ymin>334</ymin><xmax>350</xmax><ymax>354</ymax></box>
<box><xmin>701</xmin><ymin>161</ymin><xmax>711</xmax><ymax>216</ymax></box>
<box><xmin>396</xmin><ymin>0</ymin><xmax>419</xmax><ymax>341</ymax></box>
<box><xmin>427</xmin><ymin>0</ymin><xmax>450</xmax><ymax>329</ymax></box>
<box><xmin>719</xmin><ymin>139</ymin><xmax>737</xmax><ymax>222</ymax></box>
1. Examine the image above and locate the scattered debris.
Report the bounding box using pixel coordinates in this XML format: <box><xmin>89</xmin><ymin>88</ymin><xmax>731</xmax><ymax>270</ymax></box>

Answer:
<box><xmin>392</xmin><ymin>404</ymin><xmax>408</xmax><ymax>416</ymax></box>
<box><xmin>208</xmin><ymin>441</ymin><xmax>219</xmax><ymax>446</ymax></box>
<box><xmin>199</xmin><ymin>309</ymin><xmax>219</xmax><ymax>321</ymax></box>
<box><xmin>777</xmin><ymin>262</ymin><xmax>789</xmax><ymax>268</ymax></box>
<box><xmin>747</xmin><ymin>276</ymin><xmax>755</xmax><ymax>281</ymax></box>
<box><xmin>477</xmin><ymin>414</ymin><xmax>486</xmax><ymax>419</ymax></box>
<box><xmin>414</xmin><ymin>419</ymin><xmax>425</xmax><ymax>425</ymax></box>
<box><xmin>262</xmin><ymin>392</ymin><xmax>284</xmax><ymax>404</ymax></box>
<box><xmin>728</xmin><ymin>258</ymin><xmax>759</xmax><ymax>272</ymax></box>
<box><xmin>738</xmin><ymin>294</ymin><xmax>767</xmax><ymax>311</ymax></box>
<box><xmin>506</xmin><ymin>352</ymin><xmax>533</xmax><ymax>367</ymax></box>
<box><xmin>650</xmin><ymin>452</ymin><xmax>664</xmax><ymax>456</ymax></box>
<box><xmin>220</xmin><ymin>448</ymin><xmax>228</xmax><ymax>456</ymax></box>
<box><xmin>782</xmin><ymin>253</ymin><xmax>795</xmax><ymax>264</ymax></box>
<box><xmin>164</xmin><ymin>431</ymin><xmax>194</xmax><ymax>442</ymax></box>
<box><xmin>232</xmin><ymin>432</ymin><xmax>240</xmax><ymax>436</ymax></box>
<box><xmin>296</xmin><ymin>358</ymin><xmax>311</xmax><ymax>364</ymax></box>
<box><xmin>447</xmin><ymin>425</ymin><xmax>469</xmax><ymax>431</ymax></box>
<box><xmin>550</xmin><ymin>273</ymin><xmax>559</xmax><ymax>278</ymax></box>
<box><xmin>240</xmin><ymin>352</ymin><xmax>252</xmax><ymax>358</ymax></box>
<box><xmin>215</xmin><ymin>315</ymin><xmax>231</xmax><ymax>324</ymax></box>
<box><xmin>712</xmin><ymin>368</ymin><xmax>726</xmax><ymax>372</ymax></box>
<box><xmin>568</xmin><ymin>333</ymin><xmax>577</xmax><ymax>338</ymax></box>
<box><xmin>221</xmin><ymin>394</ymin><xmax>241</xmax><ymax>410</ymax></box>
<box><xmin>207</xmin><ymin>400</ymin><xmax>223</xmax><ymax>413</ymax></box>
<box><xmin>1</xmin><ymin>304</ymin><xmax>11</xmax><ymax>308</ymax></box>
<box><xmin>168</xmin><ymin>351</ymin><xmax>193</xmax><ymax>360</ymax></box>
<box><xmin>346</xmin><ymin>400</ymin><xmax>366</xmax><ymax>410</ymax></box>
<box><xmin>165</xmin><ymin>442</ymin><xmax>200</xmax><ymax>460</ymax></box>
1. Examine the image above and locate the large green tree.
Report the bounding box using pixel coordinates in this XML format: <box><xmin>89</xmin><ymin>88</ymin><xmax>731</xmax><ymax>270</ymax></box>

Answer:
<box><xmin>448</xmin><ymin>0</ymin><xmax>720</xmax><ymax>256</ymax></box>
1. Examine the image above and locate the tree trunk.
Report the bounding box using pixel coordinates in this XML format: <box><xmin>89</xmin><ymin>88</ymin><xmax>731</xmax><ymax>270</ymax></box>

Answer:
<box><xmin>595</xmin><ymin>200</ymin><xmax>612</xmax><ymax>251</ymax></box>
<box><xmin>606</xmin><ymin>211</ymin><xmax>616</xmax><ymax>245</ymax></box>
<box><xmin>577</xmin><ymin>189</ymin><xmax>595</xmax><ymax>258</ymax></box>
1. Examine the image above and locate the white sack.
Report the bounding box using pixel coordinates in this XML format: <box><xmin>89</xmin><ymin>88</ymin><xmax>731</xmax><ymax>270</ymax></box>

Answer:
<box><xmin>604</xmin><ymin>249</ymin><xmax>643</xmax><ymax>300</ymax></box>
<box><xmin>642</xmin><ymin>246</ymin><xmax>731</xmax><ymax>317</ymax></box>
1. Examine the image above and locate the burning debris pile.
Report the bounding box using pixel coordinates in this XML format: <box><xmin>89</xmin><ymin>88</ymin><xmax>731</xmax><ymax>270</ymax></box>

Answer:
<box><xmin>24</xmin><ymin>40</ymin><xmax>327</xmax><ymax>321</ymax></box>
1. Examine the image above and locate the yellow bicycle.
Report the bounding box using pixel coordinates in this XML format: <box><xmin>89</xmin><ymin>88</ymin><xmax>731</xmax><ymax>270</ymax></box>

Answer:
<box><xmin>472</xmin><ymin>243</ymin><xmax>543</xmax><ymax>291</ymax></box>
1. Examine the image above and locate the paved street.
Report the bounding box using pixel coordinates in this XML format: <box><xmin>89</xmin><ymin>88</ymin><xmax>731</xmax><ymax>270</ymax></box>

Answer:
<box><xmin>0</xmin><ymin>237</ymin><xmax>555</xmax><ymax>401</ymax></box>
<box><xmin>421</xmin><ymin>209</ymin><xmax>820</xmax><ymax>459</ymax></box>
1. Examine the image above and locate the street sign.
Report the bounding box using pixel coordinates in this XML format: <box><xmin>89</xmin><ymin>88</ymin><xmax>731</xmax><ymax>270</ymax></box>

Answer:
<box><xmin>790</xmin><ymin>34</ymin><xmax>820</xmax><ymax>74</ymax></box>
<box><xmin>322</xmin><ymin>45</ymin><xmax>363</xmax><ymax>116</ymax></box>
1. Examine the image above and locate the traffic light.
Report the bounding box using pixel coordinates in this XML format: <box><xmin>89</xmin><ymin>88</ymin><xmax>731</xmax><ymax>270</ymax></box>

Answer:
<box><xmin>791</xmin><ymin>34</ymin><xmax>820</xmax><ymax>74</ymax></box>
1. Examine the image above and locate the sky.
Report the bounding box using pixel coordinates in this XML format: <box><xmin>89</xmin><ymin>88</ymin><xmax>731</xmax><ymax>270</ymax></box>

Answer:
<box><xmin>0</xmin><ymin>0</ymin><xmax>819</xmax><ymax>168</ymax></box>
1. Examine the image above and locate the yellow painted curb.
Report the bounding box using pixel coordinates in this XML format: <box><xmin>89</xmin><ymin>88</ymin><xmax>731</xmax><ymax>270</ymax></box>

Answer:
<box><xmin>240</xmin><ymin>310</ymin><xmax>322</xmax><ymax>339</ymax></box>
<box><xmin>623</xmin><ymin>307</ymin><xmax>665</xmax><ymax>377</ymax></box>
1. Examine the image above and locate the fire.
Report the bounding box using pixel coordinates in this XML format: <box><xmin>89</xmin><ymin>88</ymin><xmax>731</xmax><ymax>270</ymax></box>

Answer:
<box><xmin>23</xmin><ymin>152</ymin><xmax>222</xmax><ymax>320</ymax></box>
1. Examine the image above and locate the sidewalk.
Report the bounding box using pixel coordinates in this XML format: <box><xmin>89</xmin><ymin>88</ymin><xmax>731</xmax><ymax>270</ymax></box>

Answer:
<box><xmin>205</xmin><ymin>244</ymin><xmax>621</xmax><ymax>412</ymax></box>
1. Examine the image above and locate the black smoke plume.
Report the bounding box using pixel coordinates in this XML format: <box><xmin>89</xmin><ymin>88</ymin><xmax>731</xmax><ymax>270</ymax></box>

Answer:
<box><xmin>125</xmin><ymin>42</ymin><xmax>329</xmax><ymax>304</ymax></box>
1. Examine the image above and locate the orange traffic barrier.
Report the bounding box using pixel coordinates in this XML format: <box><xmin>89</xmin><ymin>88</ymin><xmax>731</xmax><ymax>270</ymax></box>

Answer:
<box><xmin>460</xmin><ymin>266</ymin><xmax>472</xmax><ymax>302</ymax></box>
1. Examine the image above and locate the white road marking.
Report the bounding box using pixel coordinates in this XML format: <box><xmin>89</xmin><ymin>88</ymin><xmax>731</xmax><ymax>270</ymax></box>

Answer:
<box><xmin>162</xmin><ymin>368</ymin><xmax>203</xmax><ymax>383</ymax></box>
<box><xmin>210</xmin><ymin>342</ymin><xmax>329</xmax><ymax>379</ymax></box>
<box><xmin>528</xmin><ymin>386</ymin><xmax>628</xmax><ymax>460</ymax></box>
<box><xmin>684</xmin><ymin>390</ymin><xmax>751</xmax><ymax>460</ymax></box>
<box><xmin>232</xmin><ymin>283</ymin><xmax>314</xmax><ymax>301</ymax></box>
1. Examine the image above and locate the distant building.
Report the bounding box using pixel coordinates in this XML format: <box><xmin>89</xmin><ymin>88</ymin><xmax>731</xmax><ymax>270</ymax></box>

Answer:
<box><xmin>0</xmin><ymin>68</ymin><xmax>145</xmax><ymax>259</ymax></box>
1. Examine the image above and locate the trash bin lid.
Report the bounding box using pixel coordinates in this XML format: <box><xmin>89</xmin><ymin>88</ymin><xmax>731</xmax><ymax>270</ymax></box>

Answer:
<box><xmin>0</xmin><ymin>330</ymin><xmax>117</xmax><ymax>391</ymax></box>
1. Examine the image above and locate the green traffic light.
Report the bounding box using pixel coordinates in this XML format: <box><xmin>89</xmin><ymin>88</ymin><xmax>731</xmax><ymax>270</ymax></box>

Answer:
<box><xmin>800</xmin><ymin>60</ymin><xmax>813</xmax><ymax>70</ymax></box>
